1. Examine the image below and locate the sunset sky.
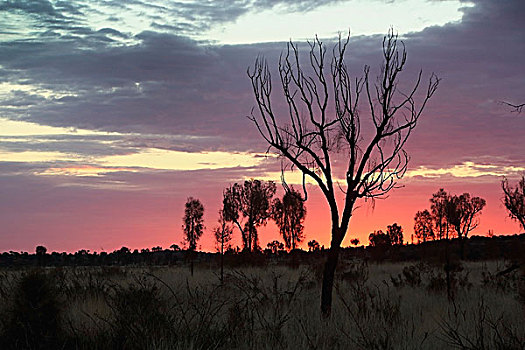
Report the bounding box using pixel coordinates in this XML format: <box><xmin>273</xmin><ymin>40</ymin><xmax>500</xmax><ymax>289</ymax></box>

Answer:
<box><xmin>0</xmin><ymin>0</ymin><xmax>524</xmax><ymax>253</ymax></box>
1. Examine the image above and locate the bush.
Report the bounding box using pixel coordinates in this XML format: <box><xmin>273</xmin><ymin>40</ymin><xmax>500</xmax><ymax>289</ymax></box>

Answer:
<box><xmin>1</xmin><ymin>270</ymin><xmax>63</xmax><ymax>349</ymax></box>
<box><xmin>105</xmin><ymin>277</ymin><xmax>174</xmax><ymax>349</ymax></box>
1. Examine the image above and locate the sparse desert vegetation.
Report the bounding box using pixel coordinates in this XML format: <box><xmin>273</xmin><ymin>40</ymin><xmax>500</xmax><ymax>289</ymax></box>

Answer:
<box><xmin>1</xmin><ymin>256</ymin><xmax>523</xmax><ymax>349</ymax></box>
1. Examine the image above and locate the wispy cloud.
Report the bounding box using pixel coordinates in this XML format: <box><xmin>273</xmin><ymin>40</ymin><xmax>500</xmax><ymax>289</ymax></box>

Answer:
<box><xmin>407</xmin><ymin>162</ymin><xmax>525</xmax><ymax>179</ymax></box>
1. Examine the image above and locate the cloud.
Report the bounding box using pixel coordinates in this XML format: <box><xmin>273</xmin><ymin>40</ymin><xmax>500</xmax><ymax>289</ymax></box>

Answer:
<box><xmin>1</xmin><ymin>0</ymin><xmax>523</xmax><ymax>168</ymax></box>
<box><xmin>0</xmin><ymin>0</ymin><xmax>524</xmax><ymax>251</ymax></box>
<box><xmin>406</xmin><ymin>161</ymin><xmax>525</xmax><ymax>180</ymax></box>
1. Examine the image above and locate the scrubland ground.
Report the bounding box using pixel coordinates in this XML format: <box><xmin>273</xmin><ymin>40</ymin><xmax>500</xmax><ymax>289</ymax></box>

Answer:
<box><xmin>0</xmin><ymin>259</ymin><xmax>523</xmax><ymax>349</ymax></box>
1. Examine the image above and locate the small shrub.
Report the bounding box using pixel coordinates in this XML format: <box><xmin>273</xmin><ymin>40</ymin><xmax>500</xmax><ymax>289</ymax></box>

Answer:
<box><xmin>339</xmin><ymin>259</ymin><xmax>369</xmax><ymax>287</ymax></box>
<box><xmin>1</xmin><ymin>270</ymin><xmax>63</xmax><ymax>349</ymax></box>
<box><xmin>105</xmin><ymin>277</ymin><xmax>175</xmax><ymax>349</ymax></box>
<box><xmin>402</xmin><ymin>265</ymin><xmax>422</xmax><ymax>287</ymax></box>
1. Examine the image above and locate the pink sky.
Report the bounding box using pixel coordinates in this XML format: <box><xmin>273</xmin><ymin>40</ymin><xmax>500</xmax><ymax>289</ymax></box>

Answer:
<box><xmin>0</xmin><ymin>0</ymin><xmax>524</xmax><ymax>253</ymax></box>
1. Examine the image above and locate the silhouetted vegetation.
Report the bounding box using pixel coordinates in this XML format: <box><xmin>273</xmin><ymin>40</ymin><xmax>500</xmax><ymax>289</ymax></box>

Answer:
<box><xmin>0</xmin><ymin>255</ymin><xmax>523</xmax><ymax>349</ymax></box>
<box><xmin>502</xmin><ymin>175</ymin><xmax>525</xmax><ymax>231</ymax></box>
<box><xmin>182</xmin><ymin>197</ymin><xmax>205</xmax><ymax>276</ymax></box>
<box><xmin>247</xmin><ymin>29</ymin><xmax>439</xmax><ymax>317</ymax></box>
<box><xmin>368</xmin><ymin>223</ymin><xmax>404</xmax><ymax>247</ymax></box>
<box><xmin>222</xmin><ymin>179</ymin><xmax>276</xmax><ymax>252</ymax></box>
<box><xmin>1</xmin><ymin>270</ymin><xmax>62</xmax><ymax>349</ymax></box>
<box><xmin>213</xmin><ymin>210</ymin><xmax>233</xmax><ymax>284</ymax></box>
<box><xmin>271</xmin><ymin>187</ymin><xmax>306</xmax><ymax>251</ymax></box>
<box><xmin>414</xmin><ymin>209</ymin><xmax>435</xmax><ymax>243</ymax></box>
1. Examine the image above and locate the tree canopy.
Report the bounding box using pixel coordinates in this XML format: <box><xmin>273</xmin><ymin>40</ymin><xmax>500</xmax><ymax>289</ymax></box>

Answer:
<box><xmin>183</xmin><ymin>197</ymin><xmax>205</xmax><ymax>252</ymax></box>
<box><xmin>272</xmin><ymin>187</ymin><xmax>306</xmax><ymax>250</ymax></box>
<box><xmin>223</xmin><ymin>179</ymin><xmax>276</xmax><ymax>252</ymax></box>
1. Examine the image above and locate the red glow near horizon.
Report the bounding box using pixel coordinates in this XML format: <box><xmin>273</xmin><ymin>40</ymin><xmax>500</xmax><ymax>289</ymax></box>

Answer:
<box><xmin>3</xmin><ymin>176</ymin><xmax>521</xmax><ymax>254</ymax></box>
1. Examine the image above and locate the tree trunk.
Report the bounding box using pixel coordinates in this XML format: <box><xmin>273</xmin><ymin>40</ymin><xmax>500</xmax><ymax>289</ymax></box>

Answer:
<box><xmin>320</xmin><ymin>241</ymin><xmax>341</xmax><ymax>318</ymax></box>
<box><xmin>220</xmin><ymin>245</ymin><xmax>224</xmax><ymax>284</ymax></box>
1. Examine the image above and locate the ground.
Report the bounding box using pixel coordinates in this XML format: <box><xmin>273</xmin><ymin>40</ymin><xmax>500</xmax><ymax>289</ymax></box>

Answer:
<box><xmin>0</xmin><ymin>259</ymin><xmax>524</xmax><ymax>349</ymax></box>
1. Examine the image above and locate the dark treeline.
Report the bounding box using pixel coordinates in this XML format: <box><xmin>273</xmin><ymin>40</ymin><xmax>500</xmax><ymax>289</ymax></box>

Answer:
<box><xmin>2</xmin><ymin>233</ymin><xmax>524</xmax><ymax>268</ymax></box>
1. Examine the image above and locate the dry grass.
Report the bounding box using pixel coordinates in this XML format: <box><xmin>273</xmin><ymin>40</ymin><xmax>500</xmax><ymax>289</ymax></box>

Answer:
<box><xmin>0</xmin><ymin>260</ymin><xmax>523</xmax><ymax>349</ymax></box>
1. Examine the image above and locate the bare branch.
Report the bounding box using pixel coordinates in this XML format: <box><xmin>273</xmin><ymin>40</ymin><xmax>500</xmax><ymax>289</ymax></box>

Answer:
<box><xmin>247</xmin><ymin>30</ymin><xmax>439</xmax><ymax>316</ymax></box>
<box><xmin>500</xmin><ymin>101</ymin><xmax>525</xmax><ymax>113</ymax></box>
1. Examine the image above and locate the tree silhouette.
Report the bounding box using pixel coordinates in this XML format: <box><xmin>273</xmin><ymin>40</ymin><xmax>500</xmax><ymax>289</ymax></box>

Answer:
<box><xmin>272</xmin><ymin>187</ymin><xmax>307</xmax><ymax>250</ymax></box>
<box><xmin>35</xmin><ymin>245</ymin><xmax>47</xmax><ymax>266</ymax></box>
<box><xmin>183</xmin><ymin>197</ymin><xmax>205</xmax><ymax>276</ymax></box>
<box><xmin>445</xmin><ymin>193</ymin><xmax>486</xmax><ymax>259</ymax></box>
<box><xmin>386</xmin><ymin>223</ymin><xmax>403</xmax><ymax>245</ymax></box>
<box><xmin>213</xmin><ymin>210</ymin><xmax>233</xmax><ymax>284</ymax></box>
<box><xmin>247</xmin><ymin>30</ymin><xmax>439</xmax><ymax>317</ymax></box>
<box><xmin>350</xmin><ymin>238</ymin><xmax>360</xmax><ymax>246</ymax></box>
<box><xmin>368</xmin><ymin>230</ymin><xmax>391</xmax><ymax>247</ymax></box>
<box><xmin>501</xmin><ymin>176</ymin><xmax>525</xmax><ymax>231</ymax></box>
<box><xmin>414</xmin><ymin>209</ymin><xmax>434</xmax><ymax>243</ymax></box>
<box><xmin>222</xmin><ymin>179</ymin><xmax>276</xmax><ymax>252</ymax></box>
<box><xmin>266</xmin><ymin>240</ymin><xmax>285</xmax><ymax>254</ymax></box>
<box><xmin>308</xmin><ymin>240</ymin><xmax>320</xmax><ymax>252</ymax></box>
<box><xmin>35</xmin><ymin>245</ymin><xmax>47</xmax><ymax>255</ymax></box>
<box><xmin>430</xmin><ymin>188</ymin><xmax>450</xmax><ymax>240</ymax></box>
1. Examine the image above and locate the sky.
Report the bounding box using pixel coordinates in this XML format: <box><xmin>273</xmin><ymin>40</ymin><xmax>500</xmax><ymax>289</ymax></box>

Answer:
<box><xmin>0</xmin><ymin>0</ymin><xmax>524</xmax><ymax>253</ymax></box>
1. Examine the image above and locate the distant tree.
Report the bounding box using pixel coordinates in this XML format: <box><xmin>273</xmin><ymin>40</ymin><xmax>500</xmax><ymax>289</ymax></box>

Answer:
<box><xmin>445</xmin><ymin>193</ymin><xmax>486</xmax><ymax>259</ymax></box>
<box><xmin>170</xmin><ymin>244</ymin><xmax>181</xmax><ymax>251</ymax></box>
<box><xmin>141</xmin><ymin>248</ymin><xmax>150</xmax><ymax>253</ymax></box>
<box><xmin>35</xmin><ymin>245</ymin><xmax>47</xmax><ymax>266</ymax></box>
<box><xmin>118</xmin><ymin>247</ymin><xmax>130</xmax><ymax>254</ymax></box>
<box><xmin>151</xmin><ymin>246</ymin><xmax>162</xmax><ymax>252</ymax></box>
<box><xmin>183</xmin><ymin>197</ymin><xmax>205</xmax><ymax>276</ymax></box>
<box><xmin>414</xmin><ymin>210</ymin><xmax>435</xmax><ymax>243</ymax></box>
<box><xmin>350</xmin><ymin>238</ymin><xmax>360</xmax><ymax>246</ymax></box>
<box><xmin>386</xmin><ymin>223</ymin><xmax>403</xmax><ymax>245</ymax></box>
<box><xmin>501</xmin><ymin>176</ymin><xmax>525</xmax><ymax>230</ymax></box>
<box><xmin>266</xmin><ymin>240</ymin><xmax>285</xmax><ymax>254</ymax></box>
<box><xmin>308</xmin><ymin>240</ymin><xmax>320</xmax><ymax>252</ymax></box>
<box><xmin>368</xmin><ymin>230</ymin><xmax>391</xmax><ymax>247</ymax></box>
<box><xmin>222</xmin><ymin>179</ymin><xmax>276</xmax><ymax>252</ymax></box>
<box><xmin>183</xmin><ymin>197</ymin><xmax>205</xmax><ymax>251</ymax></box>
<box><xmin>272</xmin><ymin>187</ymin><xmax>307</xmax><ymax>250</ymax></box>
<box><xmin>213</xmin><ymin>210</ymin><xmax>233</xmax><ymax>284</ymax></box>
<box><xmin>117</xmin><ymin>247</ymin><xmax>130</xmax><ymax>265</ymax></box>
<box><xmin>35</xmin><ymin>245</ymin><xmax>47</xmax><ymax>255</ymax></box>
<box><xmin>430</xmin><ymin>188</ymin><xmax>450</xmax><ymax>240</ymax></box>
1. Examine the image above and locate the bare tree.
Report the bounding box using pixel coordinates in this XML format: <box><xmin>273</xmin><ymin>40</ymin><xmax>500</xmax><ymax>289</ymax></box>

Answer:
<box><xmin>222</xmin><ymin>179</ymin><xmax>276</xmax><ymax>252</ymax></box>
<box><xmin>414</xmin><ymin>209</ymin><xmax>435</xmax><ymax>243</ymax></box>
<box><xmin>183</xmin><ymin>197</ymin><xmax>205</xmax><ymax>276</ymax></box>
<box><xmin>247</xmin><ymin>29</ymin><xmax>439</xmax><ymax>317</ymax></box>
<box><xmin>502</xmin><ymin>176</ymin><xmax>525</xmax><ymax>231</ymax></box>
<box><xmin>213</xmin><ymin>210</ymin><xmax>233</xmax><ymax>284</ymax></box>
<box><xmin>272</xmin><ymin>187</ymin><xmax>307</xmax><ymax>250</ymax></box>
<box><xmin>445</xmin><ymin>193</ymin><xmax>486</xmax><ymax>259</ymax></box>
